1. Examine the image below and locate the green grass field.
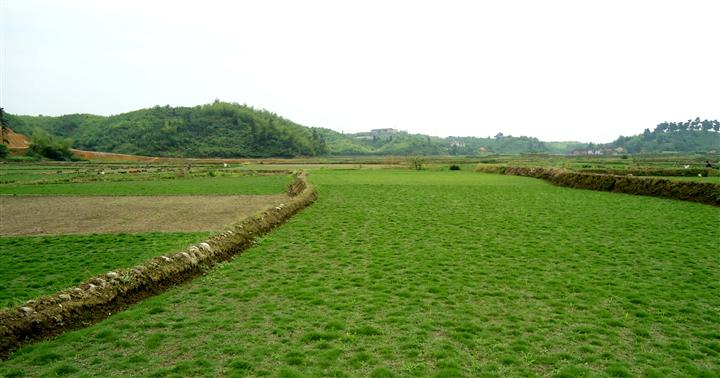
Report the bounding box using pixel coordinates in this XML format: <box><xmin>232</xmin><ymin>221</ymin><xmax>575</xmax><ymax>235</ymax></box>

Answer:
<box><xmin>0</xmin><ymin>169</ymin><xmax>77</xmax><ymax>184</ymax></box>
<box><xmin>0</xmin><ymin>232</ymin><xmax>210</xmax><ymax>308</ymax></box>
<box><xmin>1</xmin><ymin>170</ymin><xmax>717</xmax><ymax>377</ymax></box>
<box><xmin>658</xmin><ymin>176</ymin><xmax>720</xmax><ymax>183</ymax></box>
<box><xmin>0</xmin><ymin>174</ymin><xmax>291</xmax><ymax>196</ymax></box>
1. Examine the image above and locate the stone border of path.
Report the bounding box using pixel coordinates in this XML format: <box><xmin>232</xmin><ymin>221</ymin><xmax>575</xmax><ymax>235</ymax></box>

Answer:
<box><xmin>0</xmin><ymin>171</ymin><xmax>317</xmax><ymax>359</ymax></box>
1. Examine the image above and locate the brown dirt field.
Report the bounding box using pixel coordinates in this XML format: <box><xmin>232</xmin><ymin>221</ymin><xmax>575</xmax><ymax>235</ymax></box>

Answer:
<box><xmin>0</xmin><ymin>194</ymin><xmax>289</xmax><ymax>236</ymax></box>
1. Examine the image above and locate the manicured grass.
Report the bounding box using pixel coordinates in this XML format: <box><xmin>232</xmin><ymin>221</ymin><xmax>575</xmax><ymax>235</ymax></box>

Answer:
<box><xmin>1</xmin><ymin>170</ymin><xmax>718</xmax><ymax>377</ymax></box>
<box><xmin>0</xmin><ymin>232</ymin><xmax>210</xmax><ymax>308</ymax></box>
<box><xmin>0</xmin><ymin>175</ymin><xmax>292</xmax><ymax>195</ymax></box>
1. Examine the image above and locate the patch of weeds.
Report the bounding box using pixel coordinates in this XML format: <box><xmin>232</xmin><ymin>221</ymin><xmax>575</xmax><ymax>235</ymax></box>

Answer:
<box><xmin>148</xmin><ymin>307</ymin><xmax>166</xmax><ymax>315</ymax></box>
<box><xmin>433</xmin><ymin>367</ymin><xmax>464</xmax><ymax>378</ymax></box>
<box><xmin>144</xmin><ymin>333</ymin><xmax>166</xmax><ymax>350</ymax></box>
<box><xmin>2</xmin><ymin>368</ymin><xmax>26</xmax><ymax>378</ymax></box>
<box><xmin>126</xmin><ymin>354</ymin><xmax>148</xmax><ymax>364</ymax></box>
<box><xmin>30</xmin><ymin>351</ymin><xmax>63</xmax><ymax>365</ymax></box>
<box><xmin>354</xmin><ymin>325</ymin><xmax>382</xmax><ymax>336</ymax></box>
<box><xmin>555</xmin><ymin>365</ymin><xmax>593</xmax><ymax>377</ymax></box>
<box><xmin>606</xmin><ymin>363</ymin><xmax>633</xmax><ymax>377</ymax></box>
<box><xmin>278</xmin><ymin>367</ymin><xmax>305</xmax><ymax>378</ymax></box>
<box><xmin>371</xmin><ymin>367</ymin><xmax>396</xmax><ymax>377</ymax></box>
<box><xmin>228</xmin><ymin>359</ymin><xmax>253</xmax><ymax>371</ymax></box>
<box><xmin>52</xmin><ymin>364</ymin><xmax>79</xmax><ymax>376</ymax></box>
<box><xmin>302</xmin><ymin>331</ymin><xmax>339</xmax><ymax>342</ymax></box>
<box><xmin>285</xmin><ymin>351</ymin><xmax>305</xmax><ymax>366</ymax></box>
<box><xmin>349</xmin><ymin>351</ymin><xmax>374</xmax><ymax>367</ymax></box>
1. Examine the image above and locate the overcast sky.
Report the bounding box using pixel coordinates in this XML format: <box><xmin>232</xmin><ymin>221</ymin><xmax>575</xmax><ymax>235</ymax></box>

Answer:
<box><xmin>1</xmin><ymin>0</ymin><xmax>719</xmax><ymax>142</ymax></box>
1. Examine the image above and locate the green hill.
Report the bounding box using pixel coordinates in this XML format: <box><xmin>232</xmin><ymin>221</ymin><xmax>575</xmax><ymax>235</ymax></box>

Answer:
<box><xmin>4</xmin><ymin>102</ymin><xmax>718</xmax><ymax>157</ymax></box>
<box><xmin>609</xmin><ymin>118</ymin><xmax>720</xmax><ymax>154</ymax></box>
<box><xmin>5</xmin><ymin>102</ymin><xmax>328</xmax><ymax>158</ymax></box>
<box><xmin>317</xmin><ymin>129</ymin><xmax>559</xmax><ymax>156</ymax></box>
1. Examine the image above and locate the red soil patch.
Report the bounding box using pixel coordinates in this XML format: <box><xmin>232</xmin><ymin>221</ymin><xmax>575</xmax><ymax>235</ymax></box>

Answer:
<box><xmin>3</xmin><ymin>128</ymin><xmax>30</xmax><ymax>149</ymax></box>
<box><xmin>69</xmin><ymin>149</ymin><xmax>164</xmax><ymax>162</ymax></box>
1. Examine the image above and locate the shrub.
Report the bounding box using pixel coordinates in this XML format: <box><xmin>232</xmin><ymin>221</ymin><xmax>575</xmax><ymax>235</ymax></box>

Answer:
<box><xmin>410</xmin><ymin>157</ymin><xmax>424</xmax><ymax>170</ymax></box>
<box><xmin>0</xmin><ymin>143</ymin><xmax>8</xmax><ymax>159</ymax></box>
<box><xmin>475</xmin><ymin>165</ymin><xmax>506</xmax><ymax>174</ymax></box>
<box><xmin>28</xmin><ymin>129</ymin><xmax>74</xmax><ymax>161</ymax></box>
<box><xmin>449</xmin><ymin>165</ymin><xmax>461</xmax><ymax>171</ymax></box>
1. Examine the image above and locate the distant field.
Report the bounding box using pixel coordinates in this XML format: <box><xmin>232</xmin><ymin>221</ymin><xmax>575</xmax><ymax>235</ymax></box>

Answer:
<box><xmin>0</xmin><ymin>174</ymin><xmax>292</xmax><ymax>196</ymax></box>
<box><xmin>658</xmin><ymin>176</ymin><xmax>720</xmax><ymax>183</ymax></box>
<box><xmin>2</xmin><ymin>170</ymin><xmax>717</xmax><ymax>377</ymax></box>
<box><xmin>0</xmin><ymin>232</ymin><xmax>210</xmax><ymax>308</ymax></box>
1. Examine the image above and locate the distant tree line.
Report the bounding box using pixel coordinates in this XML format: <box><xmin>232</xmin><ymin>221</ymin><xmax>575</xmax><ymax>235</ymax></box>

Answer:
<box><xmin>653</xmin><ymin>118</ymin><xmax>720</xmax><ymax>133</ymax></box>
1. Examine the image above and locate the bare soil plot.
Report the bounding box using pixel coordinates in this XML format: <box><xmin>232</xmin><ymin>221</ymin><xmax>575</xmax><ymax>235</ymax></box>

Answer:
<box><xmin>0</xmin><ymin>194</ymin><xmax>289</xmax><ymax>235</ymax></box>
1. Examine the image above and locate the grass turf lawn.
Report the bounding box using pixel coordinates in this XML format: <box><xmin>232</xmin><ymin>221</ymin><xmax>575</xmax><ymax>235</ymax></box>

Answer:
<box><xmin>1</xmin><ymin>170</ymin><xmax>719</xmax><ymax>377</ymax></box>
<box><xmin>0</xmin><ymin>232</ymin><xmax>210</xmax><ymax>309</ymax></box>
<box><xmin>0</xmin><ymin>175</ymin><xmax>292</xmax><ymax>196</ymax></box>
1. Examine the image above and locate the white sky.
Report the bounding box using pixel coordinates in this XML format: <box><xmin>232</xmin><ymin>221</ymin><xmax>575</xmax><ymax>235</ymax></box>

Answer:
<box><xmin>1</xmin><ymin>0</ymin><xmax>719</xmax><ymax>143</ymax></box>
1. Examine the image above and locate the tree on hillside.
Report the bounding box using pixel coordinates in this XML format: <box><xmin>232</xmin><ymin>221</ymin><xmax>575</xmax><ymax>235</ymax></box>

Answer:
<box><xmin>0</xmin><ymin>143</ymin><xmax>8</xmax><ymax>159</ymax></box>
<box><xmin>28</xmin><ymin>128</ymin><xmax>74</xmax><ymax>161</ymax></box>
<box><xmin>612</xmin><ymin>118</ymin><xmax>720</xmax><ymax>153</ymax></box>
<box><xmin>310</xmin><ymin>129</ymin><xmax>328</xmax><ymax>155</ymax></box>
<box><xmin>0</xmin><ymin>108</ymin><xmax>9</xmax><ymax>145</ymax></box>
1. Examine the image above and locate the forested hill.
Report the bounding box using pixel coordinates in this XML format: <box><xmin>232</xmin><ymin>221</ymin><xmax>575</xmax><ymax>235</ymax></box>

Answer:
<box><xmin>4</xmin><ymin>102</ymin><xmax>718</xmax><ymax>157</ymax></box>
<box><xmin>5</xmin><ymin>102</ymin><xmax>328</xmax><ymax>157</ymax></box>
<box><xmin>609</xmin><ymin>118</ymin><xmax>720</xmax><ymax>154</ymax></box>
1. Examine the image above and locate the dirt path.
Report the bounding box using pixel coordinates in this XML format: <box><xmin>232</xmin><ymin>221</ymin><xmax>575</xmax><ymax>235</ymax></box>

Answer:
<box><xmin>0</xmin><ymin>194</ymin><xmax>289</xmax><ymax>236</ymax></box>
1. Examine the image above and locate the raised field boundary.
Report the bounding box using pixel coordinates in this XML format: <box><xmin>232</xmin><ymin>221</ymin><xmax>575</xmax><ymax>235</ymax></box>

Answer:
<box><xmin>0</xmin><ymin>172</ymin><xmax>317</xmax><ymax>359</ymax></box>
<box><xmin>577</xmin><ymin>167</ymin><xmax>718</xmax><ymax>177</ymax></box>
<box><xmin>476</xmin><ymin>166</ymin><xmax>720</xmax><ymax>206</ymax></box>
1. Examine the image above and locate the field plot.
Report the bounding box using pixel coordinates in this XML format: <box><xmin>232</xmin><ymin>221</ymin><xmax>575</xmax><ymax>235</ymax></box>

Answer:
<box><xmin>0</xmin><ymin>232</ymin><xmax>209</xmax><ymax>308</ymax></box>
<box><xmin>0</xmin><ymin>168</ymin><xmax>292</xmax><ymax>309</ymax></box>
<box><xmin>1</xmin><ymin>170</ymin><xmax>719</xmax><ymax>377</ymax></box>
<box><xmin>658</xmin><ymin>176</ymin><xmax>720</xmax><ymax>183</ymax></box>
<box><xmin>0</xmin><ymin>194</ymin><xmax>288</xmax><ymax>236</ymax></box>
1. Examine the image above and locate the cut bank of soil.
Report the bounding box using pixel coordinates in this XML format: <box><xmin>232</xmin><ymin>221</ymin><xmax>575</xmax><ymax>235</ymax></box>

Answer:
<box><xmin>0</xmin><ymin>194</ymin><xmax>289</xmax><ymax>236</ymax></box>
